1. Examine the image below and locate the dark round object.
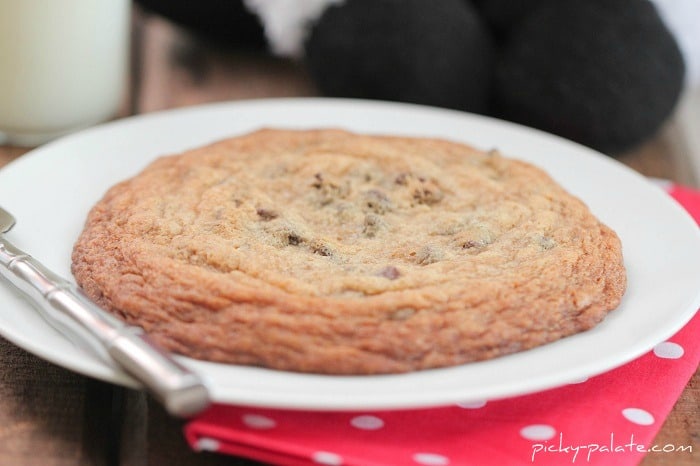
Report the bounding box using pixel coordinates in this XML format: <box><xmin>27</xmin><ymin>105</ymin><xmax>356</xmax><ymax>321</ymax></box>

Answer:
<box><xmin>472</xmin><ymin>0</ymin><xmax>549</xmax><ymax>38</ymax></box>
<box><xmin>493</xmin><ymin>0</ymin><xmax>685</xmax><ymax>154</ymax></box>
<box><xmin>305</xmin><ymin>0</ymin><xmax>495</xmax><ymax>113</ymax></box>
<box><xmin>136</xmin><ymin>0</ymin><xmax>266</xmax><ymax>48</ymax></box>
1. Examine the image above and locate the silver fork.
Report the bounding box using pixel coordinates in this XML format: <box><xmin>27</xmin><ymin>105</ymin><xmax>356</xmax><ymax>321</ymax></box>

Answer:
<box><xmin>0</xmin><ymin>206</ymin><xmax>210</xmax><ymax>417</ymax></box>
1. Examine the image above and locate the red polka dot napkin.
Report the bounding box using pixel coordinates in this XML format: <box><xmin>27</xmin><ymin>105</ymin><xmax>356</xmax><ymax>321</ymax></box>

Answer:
<box><xmin>184</xmin><ymin>183</ymin><xmax>700</xmax><ymax>466</ymax></box>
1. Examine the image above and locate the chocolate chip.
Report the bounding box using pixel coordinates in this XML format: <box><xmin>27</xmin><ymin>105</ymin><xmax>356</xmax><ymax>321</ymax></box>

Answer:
<box><xmin>311</xmin><ymin>242</ymin><xmax>333</xmax><ymax>257</ymax></box>
<box><xmin>311</xmin><ymin>172</ymin><xmax>324</xmax><ymax>189</ymax></box>
<box><xmin>461</xmin><ymin>238</ymin><xmax>494</xmax><ymax>252</ymax></box>
<box><xmin>459</xmin><ymin>225</ymin><xmax>495</xmax><ymax>251</ymax></box>
<box><xmin>378</xmin><ymin>266</ymin><xmax>401</xmax><ymax>280</ymax></box>
<box><xmin>311</xmin><ymin>172</ymin><xmax>350</xmax><ymax>205</ymax></box>
<box><xmin>412</xmin><ymin>185</ymin><xmax>444</xmax><ymax>205</ymax></box>
<box><xmin>394</xmin><ymin>172</ymin><xmax>410</xmax><ymax>185</ymax></box>
<box><xmin>363</xmin><ymin>189</ymin><xmax>391</xmax><ymax>214</ymax></box>
<box><xmin>256</xmin><ymin>208</ymin><xmax>278</xmax><ymax>221</ymax></box>
<box><xmin>287</xmin><ymin>233</ymin><xmax>303</xmax><ymax>246</ymax></box>
<box><xmin>362</xmin><ymin>213</ymin><xmax>385</xmax><ymax>238</ymax></box>
<box><xmin>396</xmin><ymin>172</ymin><xmax>444</xmax><ymax>205</ymax></box>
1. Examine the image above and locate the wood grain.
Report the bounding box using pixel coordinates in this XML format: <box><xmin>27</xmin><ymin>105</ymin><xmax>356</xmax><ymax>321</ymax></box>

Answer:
<box><xmin>641</xmin><ymin>374</ymin><xmax>699</xmax><ymax>465</ymax></box>
<box><xmin>615</xmin><ymin>125</ymin><xmax>679</xmax><ymax>181</ymax></box>
<box><xmin>0</xmin><ymin>146</ymin><xmax>29</xmax><ymax>168</ymax></box>
<box><xmin>136</xmin><ymin>14</ymin><xmax>317</xmax><ymax>114</ymax></box>
<box><xmin>0</xmin><ymin>5</ymin><xmax>697</xmax><ymax>465</ymax></box>
<box><xmin>0</xmin><ymin>338</ymin><xmax>108</xmax><ymax>465</ymax></box>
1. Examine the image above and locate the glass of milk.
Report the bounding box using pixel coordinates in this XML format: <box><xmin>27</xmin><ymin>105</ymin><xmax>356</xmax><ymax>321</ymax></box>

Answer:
<box><xmin>0</xmin><ymin>0</ymin><xmax>131</xmax><ymax>146</ymax></box>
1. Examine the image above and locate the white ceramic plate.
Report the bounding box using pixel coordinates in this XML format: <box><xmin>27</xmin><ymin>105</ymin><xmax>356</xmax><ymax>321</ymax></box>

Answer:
<box><xmin>1</xmin><ymin>98</ymin><xmax>699</xmax><ymax>411</ymax></box>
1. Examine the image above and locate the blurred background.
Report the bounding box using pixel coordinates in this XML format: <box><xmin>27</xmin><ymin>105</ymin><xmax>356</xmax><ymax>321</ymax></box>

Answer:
<box><xmin>1</xmin><ymin>0</ymin><xmax>699</xmax><ymax>186</ymax></box>
<box><xmin>129</xmin><ymin>0</ymin><xmax>700</xmax><ymax>186</ymax></box>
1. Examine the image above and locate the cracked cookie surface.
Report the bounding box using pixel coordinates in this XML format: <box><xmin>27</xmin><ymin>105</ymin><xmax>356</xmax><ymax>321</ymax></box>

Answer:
<box><xmin>71</xmin><ymin>129</ymin><xmax>626</xmax><ymax>374</ymax></box>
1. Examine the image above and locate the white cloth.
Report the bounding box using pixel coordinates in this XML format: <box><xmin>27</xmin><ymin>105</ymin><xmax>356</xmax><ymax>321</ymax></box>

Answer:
<box><xmin>244</xmin><ymin>0</ymin><xmax>343</xmax><ymax>58</ymax></box>
<box><xmin>651</xmin><ymin>0</ymin><xmax>700</xmax><ymax>87</ymax></box>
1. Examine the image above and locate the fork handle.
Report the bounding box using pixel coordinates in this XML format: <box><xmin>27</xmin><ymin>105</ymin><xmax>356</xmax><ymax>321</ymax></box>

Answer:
<box><xmin>0</xmin><ymin>236</ymin><xmax>210</xmax><ymax>417</ymax></box>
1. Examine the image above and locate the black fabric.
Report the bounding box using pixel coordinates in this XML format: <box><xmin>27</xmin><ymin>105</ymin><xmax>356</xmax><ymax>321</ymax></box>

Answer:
<box><xmin>493</xmin><ymin>0</ymin><xmax>685</xmax><ymax>154</ymax></box>
<box><xmin>305</xmin><ymin>0</ymin><xmax>495</xmax><ymax>113</ymax></box>
<box><xmin>471</xmin><ymin>0</ymin><xmax>548</xmax><ymax>39</ymax></box>
<box><xmin>134</xmin><ymin>0</ymin><xmax>686</xmax><ymax>155</ymax></box>
<box><xmin>136</xmin><ymin>0</ymin><xmax>266</xmax><ymax>48</ymax></box>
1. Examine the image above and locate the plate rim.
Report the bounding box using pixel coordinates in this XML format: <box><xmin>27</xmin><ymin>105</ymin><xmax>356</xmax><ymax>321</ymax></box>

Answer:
<box><xmin>1</xmin><ymin>97</ymin><xmax>699</xmax><ymax>410</ymax></box>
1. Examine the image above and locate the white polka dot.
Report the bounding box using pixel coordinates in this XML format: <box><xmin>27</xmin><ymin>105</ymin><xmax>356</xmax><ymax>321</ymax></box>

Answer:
<box><xmin>413</xmin><ymin>452</ymin><xmax>450</xmax><ymax>465</ymax></box>
<box><xmin>622</xmin><ymin>408</ymin><xmax>655</xmax><ymax>426</ymax></box>
<box><xmin>350</xmin><ymin>415</ymin><xmax>385</xmax><ymax>430</ymax></box>
<box><xmin>520</xmin><ymin>424</ymin><xmax>557</xmax><ymax>441</ymax></box>
<box><xmin>457</xmin><ymin>400</ymin><xmax>487</xmax><ymax>409</ymax></box>
<box><xmin>242</xmin><ymin>413</ymin><xmax>277</xmax><ymax>429</ymax></box>
<box><xmin>653</xmin><ymin>341</ymin><xmax>684</xmax><ymax>359</ymax></box>
<box><xmin>312</xmin><ymin>451</ymin><xmax>343</xmax><ymax>465</ymax></box>
<box><xmin>568</xmin><ymin>376</ymin><xmax>589</xmax><ymax>384</ymax></box>
<box><xmin>195</xmin><ymin>437</ymin><xmax>220</xmax><ymax>452</ymax></box>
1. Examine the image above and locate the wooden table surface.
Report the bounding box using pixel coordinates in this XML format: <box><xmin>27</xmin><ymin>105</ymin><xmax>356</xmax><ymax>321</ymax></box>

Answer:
<box><xmin>0</xmin><ymin>8</ymin><xmax>697</xmax><ymax>466</ymax></box>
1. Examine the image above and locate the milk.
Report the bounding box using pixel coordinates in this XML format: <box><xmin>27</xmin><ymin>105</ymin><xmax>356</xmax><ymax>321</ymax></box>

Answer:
<box><xmin>0</xmin><ymin>0</ymin><xmax>130</xmax><ymax>146</ymax></box>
